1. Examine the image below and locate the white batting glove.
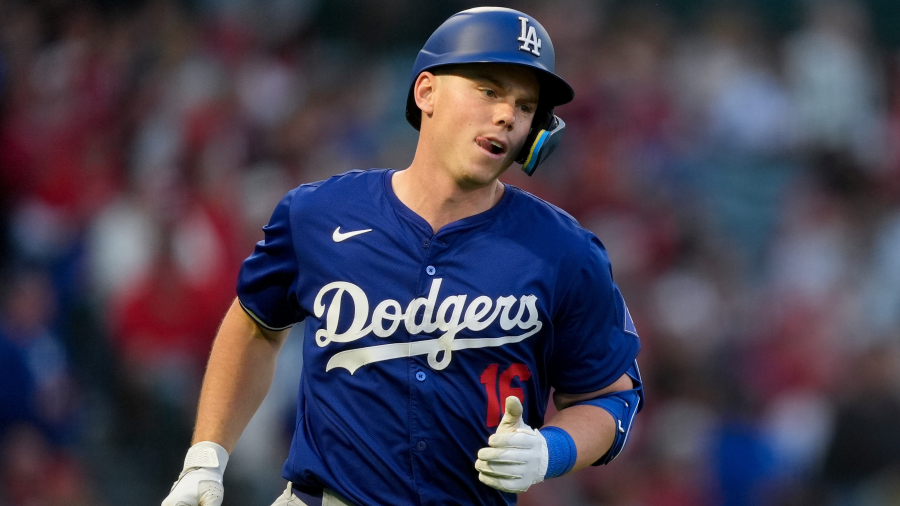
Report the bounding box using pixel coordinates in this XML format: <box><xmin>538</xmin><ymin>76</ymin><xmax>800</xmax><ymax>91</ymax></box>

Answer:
<box><xmin>161</xmin><ymin>441</ymin><xmax>229</xmax><ymax>506</ymax></box>
<box><xmin>475</xmin><ymin>396</ymin><xmax>549</xmax><ymax>494</ymax></box>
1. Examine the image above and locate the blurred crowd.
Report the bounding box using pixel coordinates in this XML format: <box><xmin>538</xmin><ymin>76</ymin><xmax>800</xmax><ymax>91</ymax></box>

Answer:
<box><xmin>1</xmin><ymin>0</ymin><xmax>900</xmax><ymax>505</ymax></box>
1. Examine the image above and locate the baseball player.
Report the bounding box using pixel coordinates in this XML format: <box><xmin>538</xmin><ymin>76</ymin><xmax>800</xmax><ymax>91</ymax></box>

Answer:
<box><xmin>162</xmin><ymin>7</ymin><xmax>642</xmax><ymax>506</ymax></box>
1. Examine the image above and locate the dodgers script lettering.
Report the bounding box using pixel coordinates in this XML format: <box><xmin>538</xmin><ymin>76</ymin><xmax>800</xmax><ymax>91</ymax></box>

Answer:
<box><xmin>313</xmin><ymin>278</ymin><xmax>543</xmax><ymax>374</ymax></box>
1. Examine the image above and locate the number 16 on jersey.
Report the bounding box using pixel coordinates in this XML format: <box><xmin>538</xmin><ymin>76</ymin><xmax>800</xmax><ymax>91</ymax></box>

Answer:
<box><xmin>480</xmin><ymin>363</ymin><xmax>532</xmax><ymax>427</ymax></box>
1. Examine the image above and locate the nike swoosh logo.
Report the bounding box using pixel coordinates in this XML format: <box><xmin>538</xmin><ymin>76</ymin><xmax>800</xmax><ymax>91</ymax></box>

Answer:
<box><xmin>333</xmin><ymin>227</ymin><xmax>372</xmax><ymax>242</ymax></box>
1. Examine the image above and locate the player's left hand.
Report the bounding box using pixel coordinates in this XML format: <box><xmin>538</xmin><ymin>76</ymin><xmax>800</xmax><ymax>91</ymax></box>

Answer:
<box><xmin>475</xmin><ymin>396</ymin><xmax>548</xmax><ymax>494</ymax></box>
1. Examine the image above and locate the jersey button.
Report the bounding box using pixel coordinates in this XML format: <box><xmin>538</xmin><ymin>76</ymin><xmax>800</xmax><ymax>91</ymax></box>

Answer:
<box><xmin>416</xmin><ymin>371</ymin><xmax>426</xmax><ymax>382</ymax></box>
<box><xmin>417</xmin><ymin>440</ymin><xmax>427</xmax><ymax>451</ymax></box>
<box><xmin>426</xmin><ymin>265</ymin><xmax>436</xmax><ymax>275</ymax></box>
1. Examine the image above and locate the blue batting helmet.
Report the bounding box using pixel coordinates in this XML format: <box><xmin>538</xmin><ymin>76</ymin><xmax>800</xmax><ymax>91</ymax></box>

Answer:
<box><xmin>405</xmin><ymin>7</ymin><xmax>575</xmax><ymax>175</ymax></box>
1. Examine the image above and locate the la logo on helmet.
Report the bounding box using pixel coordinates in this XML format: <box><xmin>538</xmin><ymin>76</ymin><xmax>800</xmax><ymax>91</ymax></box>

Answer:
<box><xmin>517</xmin><ymin>17</ymin><xmax>542</xmax><ymax>56</ymax></box>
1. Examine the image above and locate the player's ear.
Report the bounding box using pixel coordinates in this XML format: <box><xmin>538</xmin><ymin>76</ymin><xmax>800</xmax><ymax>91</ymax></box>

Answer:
<box><xmin>413</xmin><ymin>71</ymin><xmax>437</xmax><ymax>119</ymax></box>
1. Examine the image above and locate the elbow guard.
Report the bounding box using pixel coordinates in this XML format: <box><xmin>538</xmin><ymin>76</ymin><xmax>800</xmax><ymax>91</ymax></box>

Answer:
<box><xmin>575</xmin><ymin>360</ymin><xmax>643</xmax><ymax>465</ymax></box>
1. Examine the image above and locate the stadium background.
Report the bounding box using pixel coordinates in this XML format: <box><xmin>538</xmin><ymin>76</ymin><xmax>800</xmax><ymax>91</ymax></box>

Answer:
<box><xmin>2</xmin><ymin>0</ymin><xmax>900</xmax><ymax>504</ymax></box>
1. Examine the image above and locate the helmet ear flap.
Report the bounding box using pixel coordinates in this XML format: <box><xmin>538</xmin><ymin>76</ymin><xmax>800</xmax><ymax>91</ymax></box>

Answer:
<box><xmin>516</xmin><ymin>107</ymin><xmax>565</xmax><ymax>176</ymax></box>
<box><xmin>516</xmin><ymin>107</ymin><xmax>552</xmax><ymax>164</ymax></box>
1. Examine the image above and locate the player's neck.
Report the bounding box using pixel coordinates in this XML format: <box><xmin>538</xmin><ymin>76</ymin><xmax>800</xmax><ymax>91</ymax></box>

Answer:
<box><xmin>392</xmin><ymin>164</ymin><xmax>505</xmax><ymax>234</ymax></box>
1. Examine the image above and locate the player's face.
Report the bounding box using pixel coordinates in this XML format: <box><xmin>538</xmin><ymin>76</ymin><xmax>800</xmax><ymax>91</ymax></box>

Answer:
<box><xmin>430</xmin><ymin>64</ymin><xmax>540</xmax><ymax>188</ymax></box>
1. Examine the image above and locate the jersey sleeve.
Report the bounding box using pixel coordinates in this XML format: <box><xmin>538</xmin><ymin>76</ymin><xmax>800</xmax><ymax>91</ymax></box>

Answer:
<box><xmin>236</xmin><ymin>188</ymin><xmax>307</xmax><ymax>330</ymax></box>
<box><xmin>548</xmin><ymin>235</ymin><xmax>641</xmax><ymax>394</ymax></box>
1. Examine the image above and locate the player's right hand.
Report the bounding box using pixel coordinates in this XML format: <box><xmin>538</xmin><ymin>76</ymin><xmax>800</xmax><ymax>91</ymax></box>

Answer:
<box><xmin>161</xmin><ymin>441</ymin><xmax>229</xmax><ymax>506</ymax></box>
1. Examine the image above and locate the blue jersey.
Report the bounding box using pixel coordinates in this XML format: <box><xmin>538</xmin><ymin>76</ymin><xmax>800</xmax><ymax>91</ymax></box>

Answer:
<box><xmin>237</xmin><ymin>169</ymin><xmax>640</xmax><ymax>506</ymax></box>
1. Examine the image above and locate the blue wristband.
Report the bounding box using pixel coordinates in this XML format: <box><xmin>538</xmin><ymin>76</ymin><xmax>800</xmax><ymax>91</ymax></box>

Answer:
<box><xmin>541</xmin><ymin>426</ymin><xmax>577</xmax><ymax>478</ymax></box>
